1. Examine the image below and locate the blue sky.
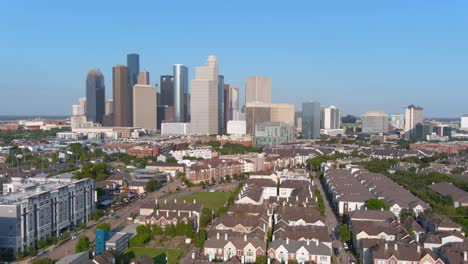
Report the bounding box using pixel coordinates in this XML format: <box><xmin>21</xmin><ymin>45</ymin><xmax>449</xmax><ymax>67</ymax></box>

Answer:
<box><xmin>1</xmin><ymin>0</ymin><xmax>467</xmax><ymax>117</ymax></box>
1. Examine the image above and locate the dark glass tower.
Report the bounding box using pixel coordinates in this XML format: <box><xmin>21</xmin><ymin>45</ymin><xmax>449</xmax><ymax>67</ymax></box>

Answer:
<box><xmin>160</xmin><ymin>75</ymin><xmax>174</xmax><ymax>107</ymax></box>
<box><xmin>218</xmin><ymin>75</ymin><xmax>225</xmax><ymax>134</ymax></box>
<box><xmin>302</xmin><ymin>101</ymin><xmax>321</xmax><ymax>139</ymax></box>
<box><xmin>173</xmin><ymin>64</ymin><xmax>188</xmax><ymax>122</ymax></box>
<box><xmin>86</xmin><ymin>69</ymin><xmax>105</xmax><ymax>124</ymax></box>
<box><xmin>127</xmin><ymin>53</ymin><xmax>140</xmax><ymax>125</ymax></box>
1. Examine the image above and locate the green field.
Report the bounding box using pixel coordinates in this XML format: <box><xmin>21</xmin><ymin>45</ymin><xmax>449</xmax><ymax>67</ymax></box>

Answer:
<box><xmin>121</xmin><ymin>247</ymin><xmax>184</xmax><ymax>264</ymax></box>
<box><xmin>178</xmin><ymin>191</ymin><xmax>230</xmax><ymax>210</ymax></box>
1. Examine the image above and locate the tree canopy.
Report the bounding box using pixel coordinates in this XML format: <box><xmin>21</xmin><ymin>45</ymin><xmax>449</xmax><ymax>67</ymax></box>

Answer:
<box><xmin>75</xmin><ymin>236</ymin><xmax>90</xmax><ymax>253</ymax></box>
<box><xmin>365</xmin><ymin>198</ymin><xmax>390</xmax><ymax>210</ymax></box>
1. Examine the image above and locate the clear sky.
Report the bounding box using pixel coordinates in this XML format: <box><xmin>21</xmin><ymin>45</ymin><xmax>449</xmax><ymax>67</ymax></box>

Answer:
<box><xmin>1</xmin><ymin>0</ymin><xmax>467</xmax><ymax>117</ymax></box>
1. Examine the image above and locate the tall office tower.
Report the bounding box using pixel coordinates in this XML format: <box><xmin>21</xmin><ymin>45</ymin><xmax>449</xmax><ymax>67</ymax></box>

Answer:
<box><xmin>270</xmin><ymin>103</ymin><xmax>295</xmax><ymax>126</ymax></box>
<box><xmin>461</xmin><ymin>115</ymin><xmax>468</xmax><ymax>131</ymax></box>
<box><xmin>224</xmin><ymin>84</ymin><xmax>231</xmax><ymax>126</ymax></box>
<box><xmin>71</xmin><ymin>100</ymin><xmax>87</xmax><ymax>129</ymax></box>
<box><xmin>323</xmin><ymin>106</ymin><xmax>341</xmax><ymax>129</ymax></box>
<box><xmin>105</xmin><ymin>99</ymin><xmax>114</xmax><ymax>116</ymax></box>
<box><xmin>245</xmin><ymin>76</ymin><xmax>272</xmax><ymax>104</ymax></box>
<box><xmin>85</xmin><ymin>69</ymin><xmax>105</xmax><ymax>124</ymax></box>
<box><xmin>302</xmin><ymin>101</ymin><xmax>321</xmax><ymax>139</ymax></box>
<box><xmin>295</xmin><ymin>110</ymin><xmax>302</xmax><ymax>133</ymax></box>
<box><xmin>245</xmin><ymin>102</ymin><xmax>271</xmax><ymax>135</ymax></box>
<box><xmin>404</xmin><ymin>105</ymin><xmax>423</xmax><ymax>138</ymax></box>
<box><xmin>190</xmin><ymin>55</ymin><xmax>219</xmax><ymax>135</ymax></box>
<box><xmin>127</xmin><ymin>53</ymin><xmax>140</xmax><ymax>125</ymax></box>
<box><xmin>218</xmin><ymin>75</ymin><xmax>225</xmax><ymax>134</ymax></box>
<box><xmin>173</xmin><ymin>64</ymin><xmax>189</xmax><ymax>122</ymax></box>
<box><xmin>113</xmin><ymin>65</ymin><xmax>132</xmax><ymax>127</ymax></box>
<box><xmin>160</xmin><ymin>75</ymin><xmax>174</xmax><ymax>106</ymax></box>
<box><xmin>390</xmin><ymin>114</ymin><xmax>405</xmax><ymax>130</ymax></box>
<box><xmin>133</xmin><ymin>84</ymin><xmax>157</xmax><ymax>130</ymax></box>
<box><xmin>231</xmin><ymin>86</ymin><xmax>240</xmax><ymax>120</ymax></box>
<box><xmin>361</xmin><ymin>110</ymin><xmax>388</xmax><ymax>134</ymax></box>
<box><xmin>79</xmin><ymin>98</ymin><xmax>87</xmax><ymax>114</ymax></box>
<box><xmin>137</xmin><ymin>70</ymin><xmax>150</xmax><ymax>85</ymax></box>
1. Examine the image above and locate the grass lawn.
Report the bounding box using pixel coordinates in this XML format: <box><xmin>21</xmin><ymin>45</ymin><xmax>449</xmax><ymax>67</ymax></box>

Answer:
<box><xmin>178</xmin><ymin>191</ymin><xmax>230</xmax><ymax>210</ymax></box>
<box><xmin>122</xmin><ymin>247</ymin><xmax>184</xmax><ymax>264</ymax></box>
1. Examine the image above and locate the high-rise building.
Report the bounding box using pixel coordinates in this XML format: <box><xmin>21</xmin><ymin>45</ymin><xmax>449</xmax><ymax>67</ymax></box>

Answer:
<box><xmin>113</xmin><ymin>65</ymin><xmax>132</xmax><ymax>127</ymax></box>
<box><xmin>137</xmin><ymin>70</ymin><xmax>150</xmax><ymax>85</ymax></box>
<box><xmin>85</xmin><ymin>69</ymin><xmax>105</xmax><ymax>124</ymax></box>
<box><xmin>404</xmin><ymin>105</ymin><xmax>423</xmax><ymax>138</ymax></box>
<box><xmin>246</xmin><ymin>102</ymin><xmax>271</xmax><ymax>135</ymax></box>
<box><xmin>415</xmin><ymin>122</ymin><xmax>433</xmax><ymax>140</ymax></box>
<box><xmin>160</xmin><ymin>75</ymin><xmax>175</xmax><ymax>106</ymax></box>
<box><xmin>173</xmin><ymin>64</ymin><xmax>189</xmax><ymax>122</ymax></box>
<box><xmin>218</xmin><ymin>75</ymin><xmax>225</xmax><ymax>134</ymax></box>
<box><xmin>105</xmin><ymin>99</ymin><xmax>114</xmax><ymax>116</ymax></box>
<box><xmin>361</xmin><ymin>110</ymin><xmax>388</xmax><ymax>134</ymax></box>
<box><xmin>270</xmin><ymin>103</ymin><xmax>294</xmax><ymax>126</ymax></box>
<box><xmin>390</xmin><ymin>114</ymin><xmax>405</xmax><ymax>130</ymax></box>
<box><xmin>322</xmin><ymin>106</ymin><xmax>340</xmax><ymax>130</ymax></box>
<box><xmin>127</xmin><ymin>53</ymin><xmax>140</xmax><ymax>125</ymax></box>
<box><xmin>79</xmin><ymin>97</ymin><xmax>87</xmax><ymax>114</ymax></box>
<box><xmin>133</xmin><ymin>84</ymin><xmax>157</xmax><ymax>130</ymax></box>
<box><xmin>71</xmin><ymin>100</ymin><xmax>87</xmax><ymax>129</ymax></box>
<box><xmin>231</xmin><ymin>86</ymin><xmax>240</xmax><ymax>120</ymax></box>
<box><xmin>245</xmin><ymin>76</ymin><xmax>271</xmax><ymax>104</ymax></box>
<box><xmin>295</xmin><ymin>110</ymin><xmax>302</xmax><ymax>133</ymax></box>
<box><xmin>224</xmin><ymin>84</ymin><xmax>231</xmax><ymax>126</ymax></box>
<box><xmin>190</xmin><ymin>55</ymin><xmax>219</xmax><ymax>135</ymax></box>
<box><xmin>245</xmin><ymin>102</ymin><xmax>294</xmax><ymax>135</ymax></box>
<box><xmin>461</xmin><ymin>115</ymin><xmax>468</xmax><ymax>131</ymax></box>
<box><xmin>157</xmin><ymin>105</ymin><xmax>175</xmax><ymax>130</ymax></box>
<box><xmin>302</xmin><ymin>101</ymin><xmax>321</xmax><ymax>139</ymax></box>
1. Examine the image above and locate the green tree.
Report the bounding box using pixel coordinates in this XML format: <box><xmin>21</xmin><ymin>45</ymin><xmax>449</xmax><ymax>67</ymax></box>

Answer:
<box><xmin>145</xmin><ymin>179</ymin><xmax>159</xmax><ymax>192</ymax></box>
<box><xmin>165</xmin><ymin>224</ymin><xmax>176</xmax><ymax>237</ymax></box>
<box><xmin>166</xmin><ymin>157</ymin><xmax>177</xmax><ymax>163</ymax></box>
<box><xmin>339</xmin><ymin>224</ymin><xmax>350</xmax><ymax>242</ymax></box>
<box><xmin>152</xmin><ymin>224</ymin><xmax>163</xmax><ymax>236</ymax></box>
<box><xmin>136</xmin><ymin>224</ymin><xmax>151</xmax><ymax>235</ymax></box>
<box><xmin>91</xmin><ymin>209</ymin><xmax>105</xmax><ymax>221</ymax></box>
<box><xmin>75</xmin><ymin>236</ymin><xmax>90</xmax><ymax>253</ymax></box>
<box><xmin>96</xmin><ymin>222</ymin><xmax>111</xmax><ymax>231</ymax></box>
<box><xmin>365</xmin><ymin>198</ymin><xmax>390</xmax><ymax>210</ymax></box>
<box><xmin>31</xmin><ymin>257</ymin><xmax>56</xmax><ymax>264</ymax></box>
<box><xmin>194</xmin><ymin>229</ymin><xmax>207</xmax><ymax>248</ymax></box>
<box><xmin>255</xmin><ymin>256</ymin><xmax>267</xmax><ymax>264</ymax></box>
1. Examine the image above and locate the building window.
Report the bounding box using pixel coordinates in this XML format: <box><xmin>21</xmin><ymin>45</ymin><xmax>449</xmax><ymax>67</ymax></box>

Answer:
<box><xmin>247</xmin><ymin>249</ymin><xmax>253</xmax><ymax>257</ymax></box>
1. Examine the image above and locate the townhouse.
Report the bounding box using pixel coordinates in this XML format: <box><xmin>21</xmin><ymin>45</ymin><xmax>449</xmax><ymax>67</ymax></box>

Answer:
<box><xmin>187</xmin><ymin>158</ymin><xmax>242</xmax><ymax>183</ymax></box>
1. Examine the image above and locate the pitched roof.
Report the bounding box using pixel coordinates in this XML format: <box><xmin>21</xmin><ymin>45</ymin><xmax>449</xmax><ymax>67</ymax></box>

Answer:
<box><xmin>268</xmin><ymin>239</ymin><xmax>331</xmax><ymax>256</ymax></box>
<box><xmin>349</xmin><ymin>210</ymin><xmax>395</xmax><ymax>222</ymax></box>
<box><xmin>276</xmin><ymin>207</ymin><xmax>324</xmax><ymax>225</ymax></box>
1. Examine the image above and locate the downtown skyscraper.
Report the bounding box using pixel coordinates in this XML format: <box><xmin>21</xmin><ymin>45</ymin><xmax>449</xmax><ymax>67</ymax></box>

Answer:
<box><xmin>245</xmin><ymin>76</ymin><xmax>272</xmax><ymax>104</ymax></box>
<box><xmin>190</xmin><ymin>55</ymin><xmax>219</xmax><ymax>135</ymax></box>
<box><xmin>127</xmin><ymin>53</ymin><xmax>140</xmax><ymax>125</ymax></box>
<box><xmin>302</xmin><ymin>101</ymin><xmax>321</xmax><ymax>139</ymax></box>
<box><xmin>173</xmin><ymin>64</ymin><xmax>189</xmax><ymax>122</ymax></box>
<box><xmin>85</xmin><ymin>69</ymin><xmax>105</xmax><ymax>124</ymax></box>
<box><xmin>112</xmin><ymin>65</ymin><xmax>132</xmax><ymax>127</ymax></box>
<box><xmin>218</xmin><ymin>75</ymin><xmax>225</xmax><ymax>133</ymax></box>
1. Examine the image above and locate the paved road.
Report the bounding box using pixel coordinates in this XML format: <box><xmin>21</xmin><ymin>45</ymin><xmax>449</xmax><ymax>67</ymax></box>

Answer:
<box><xmin>315</xmin><ymin>178</ymin><xmax>354</xmax><ymax>264</ymax></box>
<box><xmin>30</xmin><ymin>180</ymin><xmax>182</xmax><ymax>262</ymax></box>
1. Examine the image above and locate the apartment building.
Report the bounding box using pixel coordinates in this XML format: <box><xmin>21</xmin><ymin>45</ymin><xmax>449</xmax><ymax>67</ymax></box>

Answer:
<box><xmin>0</xmin><ymin>175</ymin><xmax>95</xmax><ymax>259</ymax></box>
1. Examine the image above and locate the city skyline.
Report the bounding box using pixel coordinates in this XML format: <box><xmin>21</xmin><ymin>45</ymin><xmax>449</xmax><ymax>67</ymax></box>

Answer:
<box><xmin>1</xmin><ymin>1</ymin><xmax>468</xmax><ymax>117</ymax></box>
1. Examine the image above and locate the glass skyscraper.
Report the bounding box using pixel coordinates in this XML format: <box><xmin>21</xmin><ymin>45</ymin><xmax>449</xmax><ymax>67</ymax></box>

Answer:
<box><xmin>127</xmin><ymin>54</ymin><xmax>140</xmax><ymax>125</ymax></box>
<box><xmin>302</xmin><ymin>101</ymin><xmax>321</xmax><ymax>139</ymax></box>
<box><xmin>86</xmin><ymin>69</ymin><xmax>105</xmax><ymax>124</ymax></box>
<box><xmin>173</xmin><ymin>64</ymin><xmax>188</xmax><ymax>122</ymax></box>
<box><xmin>218</xmin><ymin>75</ymin><xmax>225</xmax><ymax>134</ymax></box>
